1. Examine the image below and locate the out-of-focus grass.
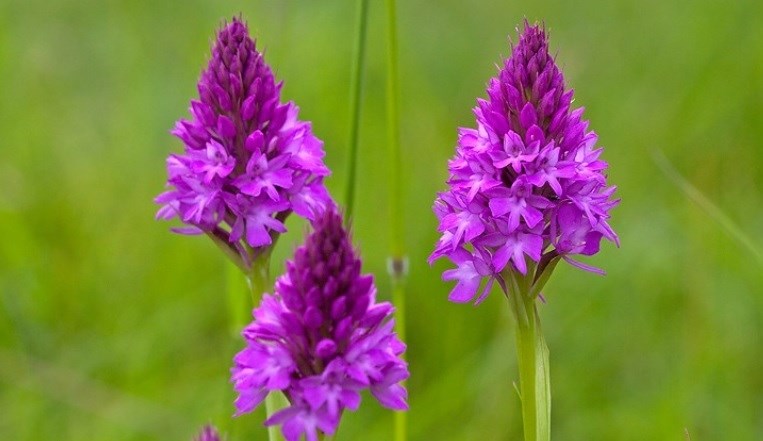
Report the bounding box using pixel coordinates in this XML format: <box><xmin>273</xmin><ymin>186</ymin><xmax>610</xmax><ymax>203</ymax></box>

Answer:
<box><xmin>1</xmin><ymin>0</ymin><xmax>762</xmax><ymax>439</ymax></box>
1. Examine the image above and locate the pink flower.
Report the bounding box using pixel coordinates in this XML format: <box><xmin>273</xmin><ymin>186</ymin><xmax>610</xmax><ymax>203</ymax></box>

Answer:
<box><xmin>155</xmin><ymin>18</ymin><xmax>333</xmax><ymax>267</ymax></box>
<box><xmin>431</xmin><ymin>22</ymin><xmax>619</xmax><ymax>303</ymax></box>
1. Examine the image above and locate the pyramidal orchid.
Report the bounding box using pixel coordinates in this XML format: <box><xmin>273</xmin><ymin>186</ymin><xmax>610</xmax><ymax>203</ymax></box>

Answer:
<box><xmin>232</xmin><ymin>208</ymin><xmax>409</xmax><ymax>441</ymax></box>
<box><xmin>431</xmin><ymin>22</ymin><xmax>619</xmax><ymax>441</ymax></box>
<box><xmin>155</xmin><ymin>18</ymin><xmax>332</xmax><ymax>272</ymax></box>
<box><xmin>431</xmin><ymin>22</ymin><xmax>618</xmax><ymax>304</ymax></box>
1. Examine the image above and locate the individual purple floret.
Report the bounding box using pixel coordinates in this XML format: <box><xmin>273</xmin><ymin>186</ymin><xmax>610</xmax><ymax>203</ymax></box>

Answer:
<box><xmin>193</xmin><ymin>425</ymin><xmax>221</xmax><ymax>441</ymax></box>
<box><xmin>156</xmin><ymin>18</ymin><xmax>332</xmax><ymax>269</ymax></box>
<box><xmin>232</xmin><ymin>209</ymin><xmax>408</xmax><ymax>441</ymax></box>
<box><xmin>431</xmin><ymin>21</ymin><xmax>619</xmax><ymax>304</ymax></box>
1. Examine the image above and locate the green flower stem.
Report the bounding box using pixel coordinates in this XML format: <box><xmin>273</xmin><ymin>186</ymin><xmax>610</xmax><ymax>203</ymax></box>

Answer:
<box><xmin>247</xmin><ymin>252</ymin><xmax>271</xmax><ymax>305</ymax></box>
<box><xmin>223</xmin><ymin>262</ymin><xmax>248</xmax><ymax>438</ymax></box>
<box><xmin>247</xmin><ymin>253</ymin><xmax>288</xmax><ymax>441</ymax></box>
<box><xmin>505</xmin><ymin>269</ymin><xmax>551</xmax><ymax>441</ymax></box>
<box><xmin>207</xmin><ymin>230</ymin><xmax>248</xmax><ymax>273</ymax></box>
<box><xmin>528</xmin><ymin>256</ymin><xmax>559</xmax><ymax>300</ymax></box>
<box><xmin>385</xmin><ymin>0</ymin><xmax>407</xmax><ymax>440</ymax></box>
<box><xmin>514</xmin><ymin>297</ymin><xmax>550</xmax><ymax>441</ymax></box>
<box><xmin>227</xmin><ymin>261</ymin><xmax>249</xmax><ymax>337</ymax></box>
<box><xmin>263</xmin><ymin>392</ymin><xmax>289</xmax><ymax>441</ymax></box>
<box><xmin>344</xmin><ymin>0</ymin><xmax>370</xmax><ymax>220</ymax></box>
<box><xmin>385</xmin><ymin>0</ymin><xmax>402</xmax><ymax>259</ymax></box>
<box><xmin>392</xmin><ymin>279</ymin><xmax>406</xmax><ymax>440</ymax></box>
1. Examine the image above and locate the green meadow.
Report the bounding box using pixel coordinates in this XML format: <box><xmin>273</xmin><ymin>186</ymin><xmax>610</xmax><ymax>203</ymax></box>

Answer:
<box><xmin>1</xmin><ymin>0</ymin><xmax>762</xmax><ymax>439</ymax></box>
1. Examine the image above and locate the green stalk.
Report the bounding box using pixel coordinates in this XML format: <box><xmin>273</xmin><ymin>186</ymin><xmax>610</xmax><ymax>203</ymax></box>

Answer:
<box><xmin>223</xmin><ymin>262</ymin><xmax>248</xmax><ymax>438</ymax></box>
<box><xmin>385</xmin><ymin>0</ymin><xmax>402</xmax><ymax>258</ymax></box>
<box><xmin>385</xmin><ymin>0</ymin><xmax>407</xmax><ymax>440</ymax></box>
<box><xmin>505</xmin><ymin>270</ymin><xmax>551</xmax><ymax>441</ymax></box>
<box><xmin>344</xmin><ymin>0</ymin><xmax>370</xmax><ymax>220</ymax></box>
<box><xmin>391</xmin><ymin>280</ymin><xmax>406</xmax><ymax>440</ymax></box>
<box><xmin>247</xmin><ymin>253</ymin><xmax>271</xmax><ymax>305</ymax></box>
<box><xmin>227</xmin><ymin>259</ymin><xmax>249</xmax><ymax>338</ymax></box>
<box><xmin>247</xmin><ymin>254</ymin><xmax>289</xmax><ymax>441</ymax></box>
<box><xmin>514</xmin><ymin>298</ymin><xmax>550</xmax><ymax>441</ymax></box>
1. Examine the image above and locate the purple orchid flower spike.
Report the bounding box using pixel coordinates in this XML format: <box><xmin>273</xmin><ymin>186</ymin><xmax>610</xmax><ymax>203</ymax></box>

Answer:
<box><xmin>431</xmin><ymin>21</ymin><xmax>619</xmax><ymax>304</ymax></box>
<box><xmin>232</xmin><ymin>208</ymin><xmax>409</xmax><ymax>441</ymax></box>
<box><xmin>431</xmin><ymin>20</ymin><xmax>620</xmax><ymax>441</ymax></box>
<box><xmin>155</xmin><ymin>18</ymin><xmax>333</xmax><ymax>271</ymax></box>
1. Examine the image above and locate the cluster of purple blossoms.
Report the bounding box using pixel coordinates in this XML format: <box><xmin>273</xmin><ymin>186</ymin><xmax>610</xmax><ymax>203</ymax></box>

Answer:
<box><xmin>430</xmin><ymin>22</ymin><xmax>619</xmax><ymax>304</ymax></box>
<box><xmin>193</xmin><ymin>425</ymin><xmax>221</xmax><ymax>441</ymax></box>
<box><xmin>232</xmin><ymin>209</ymin><xmax>408</xmax><ymax>441</ymax></box>
<box><xmin>156</xmin><ymin>18</ymin><xmax>332</xmax><ymax>264</ymax></box>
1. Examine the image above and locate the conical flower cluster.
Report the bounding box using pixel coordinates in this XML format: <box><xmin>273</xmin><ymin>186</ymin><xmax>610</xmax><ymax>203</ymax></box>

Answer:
<box><xmin>156</xmin><ymin>18</ymin><xmax>331</xmax><ymax>261</ymax></box>
<box><xmin>232</xmin><ymin>209</ymin><xmax>408</xmax><ymax>441</ymax></box>
<box><xmin>431</xmin><ymin>22</ymin><xmax>619</xmax><ymax>303</ymax></box>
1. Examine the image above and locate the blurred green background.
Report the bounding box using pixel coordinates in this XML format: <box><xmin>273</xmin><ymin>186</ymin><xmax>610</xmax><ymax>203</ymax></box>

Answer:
<box><xmin>2</xmin><ymin>0</ymin><xmax>763</xmax><ymax>439</ymax></box>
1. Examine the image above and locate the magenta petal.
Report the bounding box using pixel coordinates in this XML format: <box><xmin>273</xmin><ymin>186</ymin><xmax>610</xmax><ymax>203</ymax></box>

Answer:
<box><xmin>301</xmin><ymin>380</ymin><xmax>325</xmax><ymax>409</ymax></box>
<box><xmin>242</xmin><ymin>95</ymin><xmax>257</xmax><ymax>120</ymax></box>
<box><xmin>473</xmin><ymin>277</ymin><xmax>495</xmax><ymax>305</ymax></box>
<box><xmin>443</xmin><ymin>256</ymin><xmax>482</xmax><ymax>303</ymax></box>
<box><xmin>525</xmin><ymin>124</ymin><xmax>545</xmax><ymax>145</ymax></box>
<box><xmin>246</xmin><ymin>130</ymin><xmax>265</xmax><ymax>152</ymax></box>
<box><xmin>371</xmin><ymin>383</ymin><xmax>408</xmax><ymax>411</ymax></box>
<box><xmin>246</xmin><ymin>221</ymin><xmax>271</xmax><ymax>247</ymax></box>
<box><xmin>492</xmin><ymin>244</ymin><xmax>512</xmax><ymax>272</ymax></box>
<box><xmin>511</xmin><ymin>249</ymin><xmax>528</xmax><ymax>274</ymax></box>
<box><xmin>447</xmin><ymin>277</ymin><xmax>480</xmax><ymax>303</ymax></box>
<box><xmin>489</xmin><ymin>197</ymin><xmax>512</xmax><ymax>217</ymax></box>
<box><xmin>170</xmin><ymin>226</ymin><xmax>203</xmax><ymax>235</ymax></box>
<box><xmin>519</xmin><ymin>102</ymin><xmax>538</xmax><ymax>129</ymax></box>
<box><xmin>233</xmin><ymin>389</ymin><xmax>267</xmax><ymax>416</ymax></box>
<box><xmin>522</xmin><ymin>206</ymin><xmax>543</xmax><ymax>228</ymax></box>
<box><xmin>217</xmin><ymin>115</ymin><xmax>236</xmax><ymax>138</ymax></box>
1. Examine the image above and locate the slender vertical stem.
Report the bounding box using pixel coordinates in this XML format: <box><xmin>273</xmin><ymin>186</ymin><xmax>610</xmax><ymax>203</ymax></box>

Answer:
<box><xmin>505</xmin><ymin>270</ymin><xmax>551</xmax><ymax>441</ymax></box>
<box><xmin>391</xmin><ymin>280</ymin><xmax>406</xmax><ymax>441</ymax></box>
<box><xmin>263</xmin><ymin>393</ymin><xmax>289</xmax><ymax>441</ymax></box>
<box><xmin>227</xmin><ymin>260</ymin><xmax>249</xmax><ymax>337</ymax></box>
<box><xmin>385</xmin><ymin>0</ymin><xmax>402</xmax><ymax>257</ymax></box>
<box><xmin>385</xmin><ymin>0</ymin><xmax>407</xmax><ymax>440</ymax></box>
<box><xmin>247</xmin><ymin>255</ymin><xmax>288</xmax><ymax>441</ymax></box>
<box><xmin>223</xmin><ymin>262</ymin><xmax>249</xmax><ymax>437</ymax></box>
<box><xmin>344</xmin><ymin>0</ymin><xmax>370</xmax><ymax>220</ymax></box>
<box><xmin>515</xmin><ymin>299</ymin><xmax>538</xmax><ymax>441</ymax></box>
<box><xmin>247</xmin><ymin>254</ymin><xmax>271</xmax><ymax>305</ymax></box>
